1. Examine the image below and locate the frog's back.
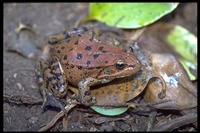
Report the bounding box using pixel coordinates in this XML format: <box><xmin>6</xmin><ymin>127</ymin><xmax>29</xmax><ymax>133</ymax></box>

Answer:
<box><xmin>50</xmin><ymin>34</ymin><xmax>115</xmax><ymax>85</ymax></box>
<box><xmin>51</xmin><ymin>33</ymin><xmax>126</xmax><ymax>68</ymax></box>
<box><xmin>50</xmin><ymin>33</ymin><xmax>141</xmax><ymax>86</ymax></box>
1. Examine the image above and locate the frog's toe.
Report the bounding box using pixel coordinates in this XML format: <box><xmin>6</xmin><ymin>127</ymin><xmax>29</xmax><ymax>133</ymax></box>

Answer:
<box><xmin>42</xmin><ymin>90</ymin><xmax>67</xmax><ymax>115</ymax></box>
<box><xmin>82</xmin><ymin>95</ymin><xmax>97</xmax><ymax>106</ymax></box>
<box><xmin>90</xmin><ymin>96</ymin><xmax>97</xmax><ymax>105</ymax></box>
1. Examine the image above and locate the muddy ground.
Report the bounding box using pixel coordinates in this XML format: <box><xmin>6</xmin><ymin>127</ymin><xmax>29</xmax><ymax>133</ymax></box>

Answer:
<box><xmin>3</xmin><ymin>3</ymin><xmax>197</xmax><ymax>131</ymax></box>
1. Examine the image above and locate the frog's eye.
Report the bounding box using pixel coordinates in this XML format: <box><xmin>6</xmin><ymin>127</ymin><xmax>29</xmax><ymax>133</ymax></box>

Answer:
<box><xmin>116</xmin><ymin>59</ymin><xmax>126</xmax><ymax>70</ymax></box>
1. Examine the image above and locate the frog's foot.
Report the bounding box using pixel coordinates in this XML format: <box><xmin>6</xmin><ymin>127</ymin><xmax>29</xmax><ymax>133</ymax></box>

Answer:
<box><xmin>36</xmin><ymin>71</ymin><xmax>67</xmax><ymax>115</ymax></box>
<box><xmin>80</xmin><ymin>94</ymin><xmax>97</xmax><ymax>106</ymax></box>
<box><xmin>78</xmin><ymin>78</ymin><xmax>98</xmax><ymax>106</ymax></box>
<box><xmin>42</xmin><ymin>89</ymin><xmax>68</xmax><ymax>115</ymax></box>
<box><xmin>68</xmin><ymin>91</ymin><xmax>95</xmax><ymax>106</ymax></box>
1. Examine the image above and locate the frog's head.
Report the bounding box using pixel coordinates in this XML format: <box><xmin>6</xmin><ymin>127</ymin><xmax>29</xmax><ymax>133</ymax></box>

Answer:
<box><xmin>98</xmin><ymin>47</ymin><xmax>141</xmax><ymax>79</ymax></box>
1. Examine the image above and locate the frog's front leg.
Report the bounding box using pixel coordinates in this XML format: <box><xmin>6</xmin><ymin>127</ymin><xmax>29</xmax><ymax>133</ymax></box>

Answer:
<box><xmin>78</xmin><ymin>77</ymin><xmax>113</xmax><ymax>106</ymax></box>
<box><xmin>36</xmin><ymin>58</ymin><xmax>68</xmax><ymax>114</ymax></box>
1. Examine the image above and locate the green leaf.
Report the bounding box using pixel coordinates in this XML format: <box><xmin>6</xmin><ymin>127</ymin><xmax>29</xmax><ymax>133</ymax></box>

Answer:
<box><xmin>86</xmin><ymin>3</ymin><xmax>178</xmax><ymax>29</ymax></box>
<box><xmin>166</xmin><ymin>25</ymin><xmax>197</xmax><ymax>80</ymax></box>
<box><xmin>90</xmin><ymin>104</ymin><xmax>135</xmax><ymax>116</ymax></box>
<box><xmin>179</xmin><ymin>59</ymin><xmax>196</xmax><ymax>81</ymax></box>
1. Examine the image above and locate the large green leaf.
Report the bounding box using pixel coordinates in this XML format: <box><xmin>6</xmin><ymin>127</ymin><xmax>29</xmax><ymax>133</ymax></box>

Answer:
<box><xmin>86</xmin><ymin>3</ymin><xmax>178</xmax><ymax>29</ymax></box>
<box><xmin>166</xmin><ymin>25</ymin><xmax>197</xmax><ymax>80</ymax></box>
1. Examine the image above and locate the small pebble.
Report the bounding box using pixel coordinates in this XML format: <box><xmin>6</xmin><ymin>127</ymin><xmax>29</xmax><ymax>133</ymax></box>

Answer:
<box><xmin>16</xmin><ymin>83</ymin><xmax>24</xmax><ymax>91</ymax></box>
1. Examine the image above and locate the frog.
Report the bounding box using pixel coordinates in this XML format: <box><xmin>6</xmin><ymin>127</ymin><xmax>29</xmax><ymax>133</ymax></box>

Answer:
<box><xmin>36</xmin><ymin>27</ymin><xmax>142</xmax><ymax>112</ymax></box>
<box><xmin>68</xmin><ymin>44</ymin><xmax>167</xmax><ymax>107</ymax></box>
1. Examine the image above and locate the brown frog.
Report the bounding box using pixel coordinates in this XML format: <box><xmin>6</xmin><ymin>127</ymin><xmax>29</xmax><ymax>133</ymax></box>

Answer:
<box><xmin>36</xmin><ymin>27</ymin><xmax>142</xmax><ymax>112</ymax></box>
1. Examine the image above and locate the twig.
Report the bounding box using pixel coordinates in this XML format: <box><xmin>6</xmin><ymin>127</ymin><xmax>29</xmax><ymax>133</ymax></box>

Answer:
<box><xmin>150</xmin><ymin>113</ymin><xmax>197</xmax><ymax>131</ymax></box>
<box><xmin>38</xmin><ymin>99</ymin><xmax>77</xmax><ymax>131</ymax></box>
<box><xmin>3</xmin><ymin>93</ymin><xmax>43</xmax><ymax>105</ymax></box>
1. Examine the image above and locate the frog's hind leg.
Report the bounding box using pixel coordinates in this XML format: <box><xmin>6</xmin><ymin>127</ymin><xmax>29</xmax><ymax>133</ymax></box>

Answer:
<box><xmin>36</xmin><ymin>59</ymin><xmax>67</xmax><ymax>115</ymax></box>
<box><xmin>50</xmin><ymin>57</ymin><xmax>68</xmax><ymax>97</ymax></box>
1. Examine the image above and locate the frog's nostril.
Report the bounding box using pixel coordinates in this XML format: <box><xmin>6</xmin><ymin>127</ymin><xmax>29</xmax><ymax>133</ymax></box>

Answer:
<box><xmin>131</xmin><ymin>64</ymin><xmax>136</xmax><ymax>68</ymax></box>
<box><xmin>129</xmin><ymin>47</ymin><xmax>134</xmax><ymax>53</ymax></box>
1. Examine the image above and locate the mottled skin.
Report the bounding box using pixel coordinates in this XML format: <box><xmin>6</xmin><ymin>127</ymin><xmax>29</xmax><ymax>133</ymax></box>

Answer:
<box><xmin>36</xmin><ymin>27</ymin><xmax>141</xmax><ymax>111</ymax></box>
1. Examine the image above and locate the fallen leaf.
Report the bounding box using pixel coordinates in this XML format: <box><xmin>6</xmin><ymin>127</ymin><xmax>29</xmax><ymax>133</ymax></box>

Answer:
<box><xmin>7</xmin><ymin>22</ymin><xmax>38</xmax><ymax>58</ymax></box>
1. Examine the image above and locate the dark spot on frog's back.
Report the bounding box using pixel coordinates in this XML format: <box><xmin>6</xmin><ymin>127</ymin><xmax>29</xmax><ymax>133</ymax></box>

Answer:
<box><xmin>109</xmin><ymin>53</ymin><xmax>114</xmax><ymax>56</ymax></box>
<box><xmin>61</xmin><ymin>46</ymin><xmax>65</xmax><ymax>49</ymax></box>
<box><xmin>85</xmin><ymin>46</ymin><xmax>92</xmax><ymax>50</ymax></box>
<box><xmin>89</xmin><ymin>36</ymin><xmax>94</xmax><ymax>42</ymax></box>
<box><xmin>74</xmin><ymin>40</ymin><xmax>78</xmax><ymax>45</ymax></box>
<box><xmin>77</xmin><ymin>53</ymin><xmax>82</xmax><ymax>60</ymax></box>
<box><xmin>69</xmin><ymin>48</ymin><xmax>73</xmax><ymax>51</ymax></box>
<box><xmin>78</xmin><ymin>66</ymin><xmax>82</xmax><ymax>70</ymax></box>
<box><xmin>57</xmin><ymin>50</ymin><xmax>61</xmax><ymax>54</ymax></box>
<box><xmin>71</xmin><ymin>64</ymin><xmax>75</xmax><ymax>68</ymax></box>
<box><xmin>98</xmin><ymin>46</ymin><xmax>103</xmax><ymax>51</ymax></box>
<box><xmin>86</xmin><ymin>60</ymin><xmax>91</xmax><ymax>66</ymax></box>
<box><xmin>93</xmin><ymin>54</ymin><xmax>99</xmax><ymax>59</ymax></box>
<box><xmin>63</xmin><ymin>55</ymin><xmax>67</xmax><ymax>60</ymax></box>
<box><xmin>98</xmin><ymin>46</ymin><xmax>107</xmax><ymax>52</ymax></box>
<box><xmin>124</xmin><ymin>49</ymin><xmax>127</xmax><ymax>53</ymax></box>
<box><xmin>102</xmin><ymin>50</ymin><xmax>107</xmax><ymax>53</ymax></box>
<box><xmin>65</xmin><ymin>62</ymin><xmax>69</xmax><ymax>66</ymax></box>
